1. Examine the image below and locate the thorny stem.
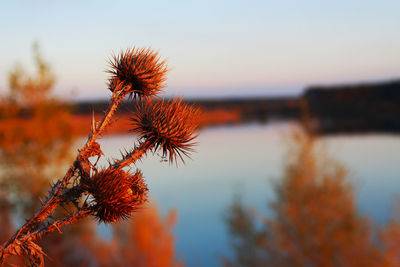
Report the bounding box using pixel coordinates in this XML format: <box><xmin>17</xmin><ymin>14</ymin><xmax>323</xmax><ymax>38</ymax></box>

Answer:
<box><xmin>83</xmin><ymin>90</ymin><xmax>124</xmax><ymax>153</ymax></box>
<box><xmin>0</xmin><ymin>209</ymin><xmax>93</xmax><ymax>262</ymax></box>
<box><xmin>0</xmin><ymin>47</ymin><xmax>183</xmax><ymax>265</ymax></box>
<box><xmin>113</xmin><ymin>141</ymin><xmax>154</xmax><ymax>169</ymax></box>
<box><xmin>0</xmin><ymin>90</ymin><xmax>125</xmax><ymax>264</ymax></box>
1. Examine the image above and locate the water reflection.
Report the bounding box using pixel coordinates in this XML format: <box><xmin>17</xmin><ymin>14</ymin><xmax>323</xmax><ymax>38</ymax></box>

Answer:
<box><xmin>1</xmin><ymin>92</ymin><xmax>400</xmax><ymax>266</ymax></box>
<box><xmin>97</xmin><ymin>124</ymin><xmax>400</xmax><ymax>266</ymax></box>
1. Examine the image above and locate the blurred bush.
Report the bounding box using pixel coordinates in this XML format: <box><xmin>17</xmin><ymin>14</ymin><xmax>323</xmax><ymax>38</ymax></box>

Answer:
<box><xmin>0</xmin><ymin>43</ymin><xmax>73</xmax><ymax>215</ymax></box>
<box><xmin>224</xmin><ymin>127</ymin><xmax>400</xmax><ymax>267</ymax></box>
<box><xmin>40</xmin><ymin>204</ymin><xmax>182</xmax><ymax>267</ymax></box>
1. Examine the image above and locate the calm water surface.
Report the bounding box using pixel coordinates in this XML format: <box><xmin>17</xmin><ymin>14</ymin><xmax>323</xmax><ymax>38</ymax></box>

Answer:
<box><xmin>94</xmin><ymin>123</ymin><xmax>400</xmax><ymax>266</ymax></box>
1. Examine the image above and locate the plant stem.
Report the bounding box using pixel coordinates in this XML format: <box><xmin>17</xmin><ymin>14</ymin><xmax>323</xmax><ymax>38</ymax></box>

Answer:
<box><xmin>0</xmin><ymin>209</ymin><xmax>93</xmax><ymax>262</ymax></box>
<box><xmin>0</xmin><ymin>91</ymin><xmax>125</xmax><ymax>263</ymax></box>
<box><xmin>113</xmin><ymin>141</ymin><xmax>154</xmax><ymax>168</ymax></box>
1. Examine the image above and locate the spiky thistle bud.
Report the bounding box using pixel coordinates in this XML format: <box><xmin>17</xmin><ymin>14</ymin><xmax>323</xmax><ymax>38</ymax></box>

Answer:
<box><xmin>108</xmin><ymin>47</ymin><xmax>168</xmax><ymax>99</ymax></box>
<box><xmin>130</xmin><ymin>98</ymin><xmax>200</xmax><ymax>163</ymax></box>
<box><xmin>81</xmin><ymin>168</ymin><xmax>148</xmax><ymax>223</ymax></box>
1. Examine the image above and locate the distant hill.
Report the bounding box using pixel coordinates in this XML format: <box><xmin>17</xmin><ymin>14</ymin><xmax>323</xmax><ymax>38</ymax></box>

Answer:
<box><xmin>71</xmin><ymin>97</ymin><xmax>303</xmax><ymax>122</ymax></box>
<box><xmin>304</xmin><ymin>80</ymin><xmax>400</xmax><ymax>133</ymax></box>
<box><xmin>60</xmin><ymin>79</ymin><xmax>400</xmax><ymax>134</ymax></box>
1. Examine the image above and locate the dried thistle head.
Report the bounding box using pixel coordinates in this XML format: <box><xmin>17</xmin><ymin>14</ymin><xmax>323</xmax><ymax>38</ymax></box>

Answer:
<box><xmin>131</xmin><ymin>98</ymin><xmax>200</xmax><ymax>163</ymax></box>
<box><xmin>81</xmin><ymin>168</ymin><xmax>148</xmax><ymax>223</ymax></box>
<box><xmin>108</xmin><ymin>47</ymin><xmax>168</xmax><ymax>99</ymax></box>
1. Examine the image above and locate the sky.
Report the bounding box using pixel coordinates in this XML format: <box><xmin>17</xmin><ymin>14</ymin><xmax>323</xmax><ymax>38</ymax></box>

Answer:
<box><xmin>1</xmin><ymin>0</ymin><xmax>399</xmax><ymax>100</ymax></box>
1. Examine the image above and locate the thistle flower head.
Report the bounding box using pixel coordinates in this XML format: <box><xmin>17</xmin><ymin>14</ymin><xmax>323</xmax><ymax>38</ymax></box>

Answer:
<box><xmin>81</xmin><ymin>168</ymin><xmax>148</xmax><ymax>223</ymax></box>
<box><xmin>108</xmin><ymin>47</ymin><xmax>168</xmax><ymax>99</ymax></box>
<box><xmin>130</xmin><ymin>98</ymin><xmax>200</xmax><ymax>164</ymax></box>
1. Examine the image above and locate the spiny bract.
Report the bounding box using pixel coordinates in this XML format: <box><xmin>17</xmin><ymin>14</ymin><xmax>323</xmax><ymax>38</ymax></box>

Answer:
<box><xmin>130</xmin><ymin>98</ymin><xmax>200</xmax><ymax>164</ymax></box>
<box><xmin>108</xmin><ymin>47</ymin><xmax>168</xmax><ymax>99</ymax></box>
<box><xmin>82</xmin><ymin>168</ymin><xmax>148</xmax><ymax>223</ymax></box>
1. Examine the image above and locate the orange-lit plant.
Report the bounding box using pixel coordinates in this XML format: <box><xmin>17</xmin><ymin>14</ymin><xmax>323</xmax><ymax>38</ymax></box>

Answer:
<box><xmin>0</xmin><ymin>47</ymin><xmax>199</xmax><ymax>266</ymax></box>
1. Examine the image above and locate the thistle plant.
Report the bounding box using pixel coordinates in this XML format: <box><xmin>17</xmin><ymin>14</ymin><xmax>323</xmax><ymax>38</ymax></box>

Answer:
<box><xmin>0</xmin><ymin>47</ymin><xmax>199</xmax><ymax>266</ymax></box>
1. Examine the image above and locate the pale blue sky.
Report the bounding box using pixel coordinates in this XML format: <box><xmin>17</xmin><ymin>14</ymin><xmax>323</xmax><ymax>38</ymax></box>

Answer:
<box><xmin>1</xmin><ymin>0</ymin><xmax>399</xmax><ymax>100</ymax></box>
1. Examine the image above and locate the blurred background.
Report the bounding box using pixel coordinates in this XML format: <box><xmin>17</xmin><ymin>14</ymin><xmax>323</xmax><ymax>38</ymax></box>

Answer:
<box><xmin>1</xmin><ymin>1</ymin><xmax>400</xmax><ymax>266</ymax></box>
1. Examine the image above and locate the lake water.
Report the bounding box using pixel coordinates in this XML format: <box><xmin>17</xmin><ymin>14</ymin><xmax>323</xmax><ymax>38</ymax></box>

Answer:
<box><xmin>93</xmin><ymin>123</ymin><xmax>400</xmax><ymax>266</ymax></box>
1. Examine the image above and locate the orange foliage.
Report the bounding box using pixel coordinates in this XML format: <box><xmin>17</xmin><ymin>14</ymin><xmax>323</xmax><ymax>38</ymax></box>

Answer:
<box><xmin>224</xmin><ymin>128</ymin><xmax>400</xmax><ymax>267</ymax></box>
<box><xmin>380</xmin><ymin>222</ymin><xmax>400</xmax><ymax>266</ymax></box>
<box><xmin>115</xmin><ymin>205</ymin><xmax>183</xmax><ymax>267</ymax></box>
<box><xmin>0</xmin><ymin>107</ymin><xmax>240</xmax><ymax>139</ymax></box>
<box><xmin>198</xmin><ymin>108</ymin><xmax>241</xmax><ymax>127</ymax></box>
<box><xmin>265</xmin><ymin>130</ymin><xmax>379</xmax><ymax>266</ymax></box>
<box><xmin>74</xmin><ymin>107</ymin><xmax>240</xmax><ymax>136</ymax></box>
<box><xmin>39</xmin><ymin>203</ymin><xmax>183</xmax><ymax>267</ymax></box>
<box><xmin>0</xmin><ymin>44</ymin><xmax>74</xmax><ymax>213</ymax></box>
